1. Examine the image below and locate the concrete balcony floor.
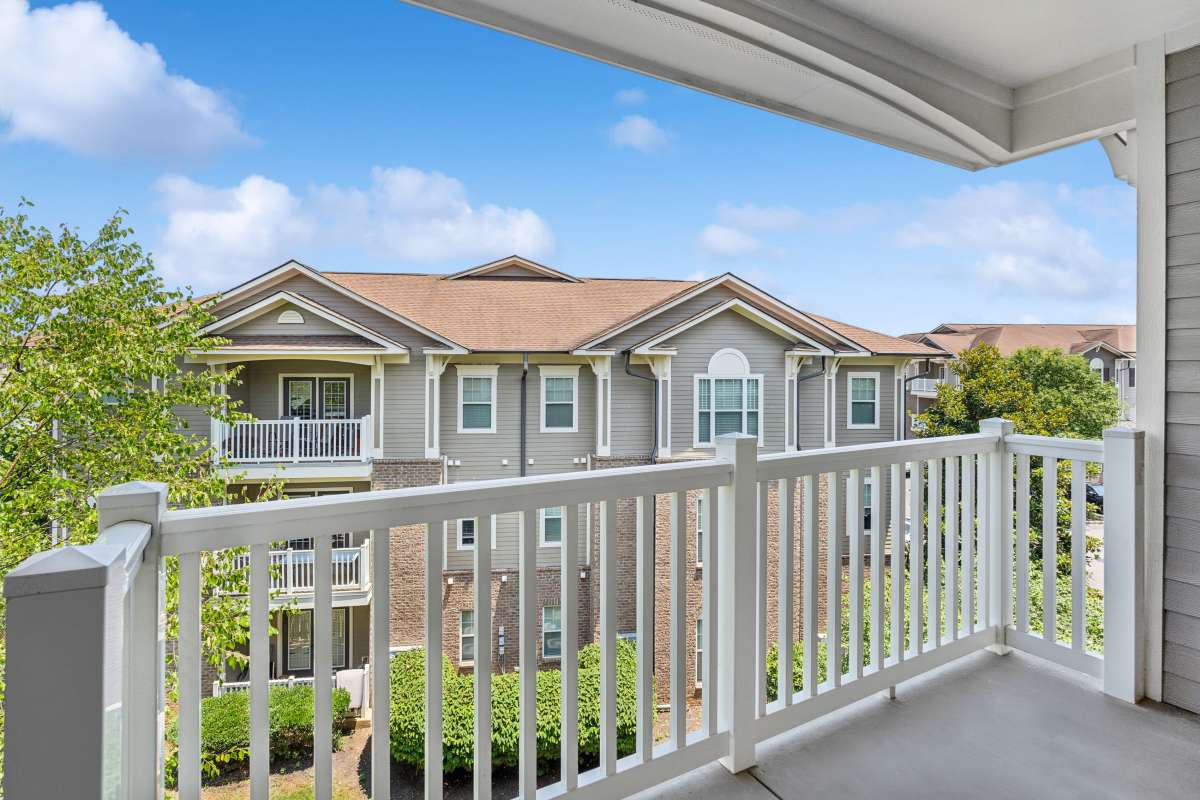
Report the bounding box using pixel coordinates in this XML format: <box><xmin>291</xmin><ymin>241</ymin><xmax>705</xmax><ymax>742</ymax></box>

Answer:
<box><xmin>632</xmin><ymin>650</ymin><xmax>1200</xmax><ymax>800</ymax></box>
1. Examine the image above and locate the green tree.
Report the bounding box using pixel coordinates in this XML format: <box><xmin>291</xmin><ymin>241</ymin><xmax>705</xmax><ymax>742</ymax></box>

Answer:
<box><xmin>0</xmin><ymin>204</ymin><xmax>278</xmax><ymax>758</ymax></box>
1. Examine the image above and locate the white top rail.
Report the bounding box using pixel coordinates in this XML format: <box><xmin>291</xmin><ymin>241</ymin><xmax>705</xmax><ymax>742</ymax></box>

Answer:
<box><xmin>1004</xmin><ymin>433</ymin><xmax>1105</xmax><ymax>463</ymax></box>
<box><xmin>755</xmin><ymin>432</ymin><xmax>1000</xmax><ymax>481</ymax></box>
<box><xmin>159</xmin><ymin>457</ymin><xmax>733</xmax><ymax>555</ymax></box>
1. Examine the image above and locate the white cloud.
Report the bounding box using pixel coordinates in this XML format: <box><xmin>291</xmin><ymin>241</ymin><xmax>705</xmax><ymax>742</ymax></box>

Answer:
<box><xmin>697</xmin><ymin>224</ymin><xmax>760</xmax><ymax>258</ymax></box>
<box><xmin>898</xmin><ymin>181</ymin><xmax>1131</xmax><ymax>299</ymax></box>
<box><xmin>0</xmin><ymin>0</ymin><xmax>248</xmax><ymax>159</ymax></box>
<box><xmin>155</xmin><ymin>166</ymin><xmax>554</xmax><ymax>290</ymax></box>
<box><xmin>615</xmin><ymin>88</ymin><xmax>647</xmax><ymax>105</ymax></box>
<box><xmin>610</xmin><ymin>115</ymin><xmax>670</xmax><ymax>153</ymax></box>
<box><xmin>716</xmin><ymin>203</ymin><xmax>806</xmax><ymax>233</ymax></box>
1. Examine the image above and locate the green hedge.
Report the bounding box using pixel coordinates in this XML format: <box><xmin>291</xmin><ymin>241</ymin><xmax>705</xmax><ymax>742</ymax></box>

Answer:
<box><xmin>165</xmin><ymin>683</ymin><xmax>351</xmax><ymax>787</ymax></box>
<box><xmin>390</xmin><ymin>639</ymin><xmax>644</xmax><ymax>773</ymax></box>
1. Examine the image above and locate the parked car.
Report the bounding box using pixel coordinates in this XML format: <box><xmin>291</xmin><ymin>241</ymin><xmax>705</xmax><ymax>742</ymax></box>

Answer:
<box><xmin>1086</xmin><ymin>483</ymin><xmax>1104</xmax><ymax>510</ymax></box>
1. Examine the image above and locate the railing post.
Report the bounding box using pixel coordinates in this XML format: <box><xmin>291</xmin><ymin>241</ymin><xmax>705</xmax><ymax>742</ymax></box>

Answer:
<box><xmin>715</xmin><ymin>433</ymin><xmax>758</xmax><ymax>773</ymax></box>
<box><xmin>361</xmin><ymin>415</ymin><xmax>371</xmax><ymax>461</ymax></box>
<box><xmin>979</xmin><ymin>418</ymin><xmax>1013</xmax><ymax>653</ymax></box>
<box><xmin>1103</xmin><ymin>427</ymin><xmax>1146</xmax><ymax>703</ymax></box>
<box><xmin>292</xmin><ymin>417</ymin><xmax>301</xmax><ymax>462</ymax></box>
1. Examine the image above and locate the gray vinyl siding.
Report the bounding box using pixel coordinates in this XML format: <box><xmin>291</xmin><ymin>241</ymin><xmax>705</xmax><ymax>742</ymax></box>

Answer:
<box><xmin>836</xmin><ymin>366</ymin><xmax>896</xmax><ymax>447</ymax></box>
<box><xmin>235</xmin><ymin>360</ymin><xmax>371</xmax><ymax>420</ymax></box>
<box><xmin>173</xmin><ymin>360</ymin><xmax>213</xmax><ymax>445</ymax></box>
<box><xmin>610</xmin><ymin>364</ymin><xmax>655</xmax><ymax>457</ymax></box>
<box><xmin>223</xmin><ymin>302</ymin><xmax>348</xmax><ymax>336</ymax></box>
<box><xmin>661</xmin><ymin>309</ymin><xmax>792</xmax><ymax>458</ymax></box>
<box><xmin>383</xmin><ymin>358</ymin><xmax>427</xmax><ymax>458</ymax></box>
<box><xmin>600</xmin><ymin>285</ymin><xmax>742</xmax><ymax>352</ymax></box>
<box><xmin>441</xmin><ymin>363</ymin><xmax>591</xmax><ymax>571</ymax></box>
<box><xmin>796</xmin><ymin>363</ymin><xmax>825</xmax><ymax>450</ymax></box>
<box><xmin>1165</xmin><ymin>44</ymin><xmax>1200</xmax><ymax>714</ymax></box>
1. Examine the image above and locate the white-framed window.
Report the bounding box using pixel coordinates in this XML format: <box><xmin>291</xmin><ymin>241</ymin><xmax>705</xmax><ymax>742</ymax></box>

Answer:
<box><xmin>695</xmin><ymin>493</ymin><xmax>706</xmax><ymax>568</ymax></box>
<box><xmin>460</xmin><ymin>609</ymin><xmax>475</xmax><ymax>663</ymax></box>
<box><xmin>457</xmin><ymin>365</ymin><xmax>498</xmax><ymax>433</ymax></box>
<box><xmin>285</xmin><ymin>608</ymin><xmax>347</xmax><ymax>672</ymax></box>
<box><xmin>542</xmin><ymin>606</ymin><xmax>562</xmax><ymax>660</ymax></box>
<box><xmin>695</xmin><ymin>613</ymin><xmax>704</xmax><ymax>688</ymax></box>
<box><xmin>540</xmin><ymin>365</ymin><xmax>579</xmax><ymax>432</ymax></box>
<box><xmin>458</xmin><ymin>518</ymin><xmax>476</xmax><ymax>550</ymax></box>
<box><xmin>846</xmin><ymin>372</ymin><xmax>880</xmax><ymax>429</ymax></box>
<box><xmin>862</xmin><ymin>476</ymin><xmax>874</xmax><ymax>536</ymax></box>
<box><xmin>540</xmin><ymin>506</ymin><xmax>564</xmax><ymax>546</ymax></box>
<box><xmin>280</xmin><ymin>374</ymin><xmax>352</xmax><ymax>420</ymax></box>
<box><xmin>694</xmin><ymin>349</ymin><xmax>762</xmax><ymax>447</ymax></box>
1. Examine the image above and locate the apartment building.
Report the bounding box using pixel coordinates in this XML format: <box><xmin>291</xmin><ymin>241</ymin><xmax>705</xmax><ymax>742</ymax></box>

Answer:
<box><xmin>183</xmin><ymin>256</ymin><xmax>941</xmax><ymax>696</ymax></box>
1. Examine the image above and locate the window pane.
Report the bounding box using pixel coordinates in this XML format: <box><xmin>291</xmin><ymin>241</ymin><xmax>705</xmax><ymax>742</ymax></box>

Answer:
<box><xmin>287</xmin><ymin>612</ymin><xmax>312</xmax><ymax>671</ymax></box>
<box><xmin>332</xmin><ymin>609</ymin><xmax>346</xmax><ymax>668</ymax></box>
<box><xmin>851</xmin><ymin>401</ymin><xmax>875</xmax><ymax>425</ymax></box>
<box><xmin>698</xmin><ymin>413</ymin><xmax>711</xmax><ymax>443</ymax></box>
<box><xmin>545</xmin><ymin>403</ymin><xmax>574</xmax><ymax>428</ymax></box>
<box><xmin>321</xmin><ymin>379</ymin><xmax>348</xmax><ymax>419</ymax></box>
<box><xmin>851</xmin><ymin>376</ymin><xmax>876</xmax><ymax>401</ymax></box>
<box><xmin>698</xmin><ymin>378</ymin><xmax>711</xmax><ymax>410</ymax></box>
<box><xmin>544</xmin><ymin>631</ymin><xmax>562</xmax><ymax>658</ymax></box>
<box><xmin>747</xmin><ymin>411</ymin><xmax>758</xmax><ymax>436</ymax></box>
<box><xmin>462</xmin><ymin>403</ymin><xmax>492</xmax><ymax>429</ymax></box>
<box><xmin>714</xmin><ymin>379</ymin><xmax>743</xmax><ymax>410</ymax></box>
<box><xmin>460</xmin><ymin>519</ymin><xmax>475</xmax><ymax>546</ymax></box>
<box><xmin>543</xmin><ymin>508</ymin><xmax>563</xmax><ymax>543</ymax></box>
<box><xmin>461</xmin><ymin>635</ymin><xmax>475</xmax><ymax>662</ymax></box>
<box><xmin>543</xmin><ymin>606</ymin><xmax>561</xmax><ymax>630</ymax></box>
<box><xmin>287</xmin><ymin>380</ymin><xmax>314</xmax><ymax>418</ymax></box>
<box><xmin>462</xmin><ymin>376</ymin><xmax>492</xmax><ymax>403</ymax></box>
<box><xmin>544</xmin><ymin>606</ymin><xmax>562</xmax><ymax>658</ymax></box>
<box><xmin>544</xmin><ymin>376</ymin><xmax>574</xmax><ymax>403</ymax></box>
<box><xmin>747</xmin><ymin>378</ymin><xmax>759</xmax><ymax>410</ymax></box>
<box><xmin>461</xmin><ymin>610</ymin><xmax>475</xmax><ymax>636</ymax></box>
<box><xmin>715</xmin><ymin>410</ymin><xmax>743</xmax><ymax>436</ymax></box>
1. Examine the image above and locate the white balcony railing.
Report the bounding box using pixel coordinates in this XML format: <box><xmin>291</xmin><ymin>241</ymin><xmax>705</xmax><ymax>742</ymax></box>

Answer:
<box><xmin>3</xmin><ymin>423</ymin><xmax>1146</xmax><ymax>800</ymax></box>
<box><xmin>230</xmin><ymin>542</ymin><xmax>370</xmax><ymax>595</ymax></box>
<box><xmin>910</xmin><ymin>377</ymin><xmax>944</xmax><ymax>394</ymax></box>
<box><xmin>214</xmin><ymin>416</ymin><xmax>372</xmax><ymax>463</ymax></box>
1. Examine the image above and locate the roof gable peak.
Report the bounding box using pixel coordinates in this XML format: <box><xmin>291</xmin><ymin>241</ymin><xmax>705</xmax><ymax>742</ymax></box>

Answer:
<box><xmin>445</xmin><ymin>255</ymin><xmax>581</xmax><ymax>283</ymax></box>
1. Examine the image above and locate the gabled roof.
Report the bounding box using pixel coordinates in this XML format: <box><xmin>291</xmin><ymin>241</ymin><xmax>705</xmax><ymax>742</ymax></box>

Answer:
<box><xmin>628</xmin><ymin>298</ymin><xmax>835</xmax><ymax>355</ymax></box>
<box><xmin>203</xmin><ymin>290</ymin><xmax>409</xmax><ymax>353</ymax></box>
<box><xmin>444</xmin><ymin>255</ymin><xmax>582</xmax><ymax>283</ymax></box>
<box><xmin>908</xmin><ymin>323</ymin><xmax>1137</xmax><ymax>359</ymax></box>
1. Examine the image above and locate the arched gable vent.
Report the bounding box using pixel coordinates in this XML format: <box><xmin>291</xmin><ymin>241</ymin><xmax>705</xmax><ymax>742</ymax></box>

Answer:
<box><xmin>708</xmin><ymin>348</ymin><xmax>750</xmax><ymax>375</ymax></box>
<box><xmin>278</xmin><ymin>309</ymin><xmax>304</xmax><ymax>324</ymax></box>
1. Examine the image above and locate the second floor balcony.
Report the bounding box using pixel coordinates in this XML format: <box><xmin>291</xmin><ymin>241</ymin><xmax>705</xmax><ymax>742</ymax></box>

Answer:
<box><xmin>230</xmin><ymin>538</ymin><xmax>371</xmax><ymax>599</ymax></box>
<box><xmin>214</xmin><ymin>416</ymin><xmax>373</xmax><ymax>464</ymax></box>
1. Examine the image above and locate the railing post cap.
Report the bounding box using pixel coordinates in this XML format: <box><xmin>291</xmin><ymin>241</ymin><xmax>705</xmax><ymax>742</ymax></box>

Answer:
<box><xmin>3</xmin><ymin>544</ymin><xmax>122</xmax><ymax>598</ymax></box>
<box><xmin>96</xmin><ymin>480</ymin><xmax>168</xmax><ymax>508</ymax></box>
<box><xmin>978</xmin><ymin>418</ymin><xmax>1014</xmax><ymax>435</ymax></box>
<box><xmin>1103</xmin><ymin>426</ymin><xmax>1144</xmax><ymax>441</ymax></box>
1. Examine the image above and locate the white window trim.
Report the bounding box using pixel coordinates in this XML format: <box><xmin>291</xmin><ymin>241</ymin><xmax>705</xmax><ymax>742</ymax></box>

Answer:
<box><xmin>457</xmin><ymin>365</ymin><xmax>499</xmax><ymax>434</ymax></box>
<box><xmin>542</xmin><ymin>606</ymin><xmax>562</xmax><ymax>661</ymax></box>
<box><xmin>695</xmin><ymin>494</ymin><xmax>705</xmax><ymax>569</ymax></box>
<box><xmin>539</xmin><ymin>365</ymin><xmax>580</xmax><ymax>433</ymax></box>
<box><xmin>539</xmin><ymin>506</ymin><xmax>564</xmax><ymax>547</ymax></box>
<box><xmin>278</xmin><ymin>373</ymin><xmax>355</xmax><ymax>419</ymax></box>
<box><xmin>862</xmin><ymin>475</ymin><xmax>875</xmax><ymax>537</ymax></box>
<box><xmin>692</xmin><ymin>373</ymin><xmax>765</xmax><ymax>449</ymax></box>
<box><xmin>457</xmin><ymin>518</ymin><xmax>476</xmax><ymax>550</ymax></box>
<box><xmin>459</xmin><ymin>609</ymin><xmax>475</xmax><ymax>665</ymax></box>
<box><xmin>846</xmin><ymin>371</ymin><xmax>881</xmax><ymax>430</ymax></box>
<box><xmin>695</xmin><ymin>614</ymin><xmax>704</xmax><ymax>688</ymax></box>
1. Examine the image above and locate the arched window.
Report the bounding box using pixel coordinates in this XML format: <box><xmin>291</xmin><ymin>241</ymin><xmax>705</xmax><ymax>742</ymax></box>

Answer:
<box><xmin>695</xmin><ymin>348</ymin><xmax>762</xmax><ymax>446</ymax></box>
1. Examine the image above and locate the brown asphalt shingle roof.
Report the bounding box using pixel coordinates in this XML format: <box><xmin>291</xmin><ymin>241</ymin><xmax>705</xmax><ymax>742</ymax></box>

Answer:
<box><xmin>216</xmin><ymin>334</ymin><xmax>385</xmax><ymax>350</ymax></box>
<box><xmin>322</xmin><ymin>270</ymin><xmax>939</xmax><ymax>356</ymax></box>
<box><xmin>908</xmin><ymin>324</ymin><xmax>1136</xmax><ymax>358</ymax></box>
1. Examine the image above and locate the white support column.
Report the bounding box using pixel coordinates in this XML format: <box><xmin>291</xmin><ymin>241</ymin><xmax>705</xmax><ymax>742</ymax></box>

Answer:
<box><xmin>372</xmin><ymin>356</ymin><xmax>385</xmax><ymax>459</ymax></box>
<box><xmin>424</xmin><ymin>354</ymin><xmax>449</xmax><ymax>458</ymax></box>
<box><xmin>590</xmin><ymin>357</ymin><xmax>612</xmax><ymax>457</ymax></box>
<box><xmin>1135</xmin><ymin>34</ymin><xmax>1167</xmax><ymax>702</ymax></box>
<box><xmin>979</xmin><ymin>418</ymin><xmax>1013</xmax><ymax>654</ymax></box>
<box><xmin>823</xmin><ymin>358</ymin><xmax>842</xmax><ymax>448</ymax></box>
<box><xmin>894</xmin><ymin>360</ymin><xmax>910</xmax><ymax>441</ymax></box>
<box><xmin>784</xmin><ymin>355</ymin><xmax>801</xmax><ymax>452</ymax></box>
<box><xmin>1104</xmin><ymin>427</ymin><xmax>1147</xmax><ymax>703</ymax></box>
<box><xmin>715</xmin><ymin>433</ymin><xmax>758</xmax><ymax>773</ymax></box>
<box><xmin>649</xmin><ymin>355</ymin><xmax>672</xmax><ymax>458</ymax></box>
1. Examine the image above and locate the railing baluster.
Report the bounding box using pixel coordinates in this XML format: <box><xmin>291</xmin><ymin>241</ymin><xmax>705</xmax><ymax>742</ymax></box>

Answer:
<box><xmin>778</xmin><ymin>478</ymin><xmax>795</xmax><ymax>706</ymax></box>
<box><xmin>636</xmin><ymin>494</ymin><xmax>655</xmax><ymax>762</ymax></box>
<box><xmin>519</xmin><ymin>509</ymin><xmax>537</xmax><ymax>797</ymax></box>
<box><xmin>178</xmin><ymin>551</ymin><xmax>202</xmax><ymax>800</ymax></box>
<box><xmin>847</xmin><ymin>469</ymin><xmax>864</xmax><ymax>681</ymax></box>
<box><xmin>314</xmin><ymin>533</ymin><xmax>333</xmax><ymax>800</ymax></box>
<box><xmin>702</xmin><ymin>485</ymin><xmax>720</xmax><ymax>734</ymax></box>
<box><xmin>889</xmin><ymin>463</ymin><xmax>903</xmax><ymax>665</ymax></box>
<box><xmin>756</xmin><ymin>480</ymin><xmax>769</xmax><ymax>715</ymax></box>
<box><xmin>911</xmin><ymin>461</ymin><xmax>925</xmax><ymax>656</ymax></box>
<box><xmin>826</xmin><ymin>473</ymin><xmax>842</xmax><ymax>688</ymax></box>
<box><xmin>561</xmin><ymin>506</ymin><xmax>580</xmax><ymax>791</ymax></box>
<box><xmin>928</xmin><ymin>458</ymin><xmax>941</xmax><ymax>648</ymax></box>
<box><xmin>802</xmin><ymin>475</ymin><xmax>817</xmax><ymax>697</ymax></box>
<box><xmin>600</xmin><ymin>498</ymin><xmax>618</xmax><ymax>776</ymax></box>
<box><xmin>1043</xmin><ymin>457</ymin><xmax>1057</xmax><ymax>642</ymax></box>
<box><xmin>475</xmin><ymin>515</ymin><xmax>493</xmax><ymax>799</ymax></box>
<box><xmin>869</xmin><ymin>465</ymin><xmax>883</xmax><ymax>671</ymax></box>
<box><xmin>963</xmin><ymin>455</ymin><xmax>976</xmax><ymax>635</ymax></box>
<box><xmin>426</xmin><ymin>522</ymin><xmax>444</xmax><ymax>799</ymax></box>
<box><xmin>1017</xmin><ymin>454</ymin><xmax>1031</xmax><ymax>633</ymax></box>
<box><xmin>249</xmin><ymin>543</ymin><xmax>269</xmax><ymax>800</ymax></box>
<box><xmin>946</xmin><ymin>457</ymin><xmax>958</xmax><ymax>642</ymax></box>
<box><xmin>371</xmin><ymin>528</ymin><xmax>391</xmax><ymax>799</ymax></box>
<box><xmin>671</xmin><ymin>490</ymin><xmax>688</xmax><ymax>747</ymax></box>
<box><xmin>1071</xmin><ymin>460</ymin><xmax>1086</xmax><ymax>652</ymax></box>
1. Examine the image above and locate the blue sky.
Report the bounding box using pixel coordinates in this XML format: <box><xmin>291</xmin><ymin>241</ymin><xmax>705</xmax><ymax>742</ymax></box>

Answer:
<box><xmin>0</xmin><ymin>0</ymin><xmax>1136</xmax><ymax>335</ymax></box>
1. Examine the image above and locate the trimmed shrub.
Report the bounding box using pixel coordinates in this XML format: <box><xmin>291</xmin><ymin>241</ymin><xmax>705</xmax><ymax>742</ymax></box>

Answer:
<box><xmin>165</xmin><ymin>683</ymin><xmax>351</xmax><ymax>787</ymax></box>
<box><xmin>390</xmin><ymin>639</ymin><xmax>644</xmax><ymax>773</ymax></box>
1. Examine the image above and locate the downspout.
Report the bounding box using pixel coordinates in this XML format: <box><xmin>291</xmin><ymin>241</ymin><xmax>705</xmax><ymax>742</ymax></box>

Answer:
<box><xmin>624</xmin><ymin>350</ymin><xmax>658</xmax><ymax>462</ymax></box>
<box><xmin>520</xmin><ymin>353</ymin><xmax>529</xmax><ymax>477</ymax></box>
<box><xmin>793</xmin><ymin>356</ymin><xmax>826</xmax><ymax>451</ymax></box>
<box><xmin>901</xmin><ymin>365</ymin><xmax>934</xmax><ymax>441</ymax></box>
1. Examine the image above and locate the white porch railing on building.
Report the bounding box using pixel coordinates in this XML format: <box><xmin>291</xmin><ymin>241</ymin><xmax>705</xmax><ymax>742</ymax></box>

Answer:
<box><xmin>214</xmin><ymin>674</ymin><xmax>315</xmax><ymax>697</ymax></box>
<box><xmin>3</xmin><ymin>423</ymin><xmax>1146</xmax><ymax>800</ymax></box>
<box><xmin>214</xmin><ymin>416</ymin><xmax>372</xmax><ymax>463</ymax></box>
<box><xmin>231</xmin><ymin>543</ymin><xmax>370</xmax><ymax>594</ymax></box>
<box><xmin>910</xmin><ymin>377</ymin><xmax>943</xmax><ymax>394</ymax></box>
